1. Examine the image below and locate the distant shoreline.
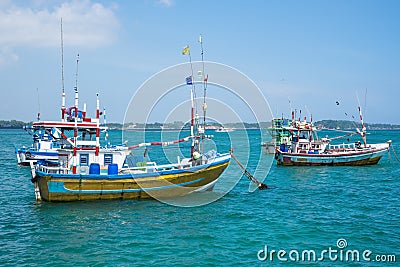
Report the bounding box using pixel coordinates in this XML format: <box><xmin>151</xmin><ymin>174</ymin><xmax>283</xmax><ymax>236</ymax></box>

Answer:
<box><xmin>1</xmin><ymin>119</ymin><xmax>400</xmax><ymax>130</ymax></box>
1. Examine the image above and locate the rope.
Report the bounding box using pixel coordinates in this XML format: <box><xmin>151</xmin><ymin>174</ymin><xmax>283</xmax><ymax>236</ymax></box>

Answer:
<box><xmin>390</xmin><ymin>145</ymin><xmax>400</xmax><ymax>163</ymax></box>
<box><xmin>230</xmin><ymin>151</ymin><xmax>268</xmax><ymax>190</ymax></box>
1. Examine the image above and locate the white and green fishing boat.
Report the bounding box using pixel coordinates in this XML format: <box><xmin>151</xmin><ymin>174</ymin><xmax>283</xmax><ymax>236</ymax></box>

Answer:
<box><xmin>275</xmin><ymin>105</ymin><xmax>391</xmax><ymax>166</ymax></box>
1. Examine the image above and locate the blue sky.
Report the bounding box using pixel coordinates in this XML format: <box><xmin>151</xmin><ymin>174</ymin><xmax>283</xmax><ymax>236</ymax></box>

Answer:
<box><xmin>0</xmin><ymin>0</ymin><xmax>399</xmax><ymax>124</ymax></box>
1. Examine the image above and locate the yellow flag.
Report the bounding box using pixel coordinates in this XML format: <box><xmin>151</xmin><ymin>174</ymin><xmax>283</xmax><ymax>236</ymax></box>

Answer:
<box><xmin>182</xmin><ymin>45</ymin><xmax>190</xmax><ymax>55</ymax></box>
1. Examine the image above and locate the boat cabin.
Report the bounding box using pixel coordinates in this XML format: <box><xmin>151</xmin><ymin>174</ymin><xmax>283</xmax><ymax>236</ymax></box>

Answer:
<box><xmin>57</xmin><ymin>147</ymin><xmax>130</xmax><ymax>175</ymax></box>
<box><xmin>278</xmin><ymin>127</ymin><xmax>329</xmax><ymax>154</ymax></box>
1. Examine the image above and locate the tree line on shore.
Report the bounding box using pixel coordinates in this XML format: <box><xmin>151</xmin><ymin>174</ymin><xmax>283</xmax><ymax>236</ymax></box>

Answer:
<box><xmin>1</xmin><ymin>119</ymin><xmax>399</xmax><ymax>130</ymax></box>
<box><xmin>0</xmin><ymin>120</ymin><xmax>30</xmax><ymax>129</ymax></box>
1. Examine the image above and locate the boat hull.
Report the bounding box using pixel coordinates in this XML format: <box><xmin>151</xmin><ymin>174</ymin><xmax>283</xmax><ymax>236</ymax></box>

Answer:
<box><xmin>276</xmin><ymin>143</ymin><xmax>390</xmax><ymax>166</ymax></box>
<box><xmin>16</xmin><ymin>150</ymin><xmax>58</xmax><ymax>166</ymax></box>
<box><xmin>33</xmin><ymin>159</ymin><xmax>230</xmax><ymax>202</ymax></box>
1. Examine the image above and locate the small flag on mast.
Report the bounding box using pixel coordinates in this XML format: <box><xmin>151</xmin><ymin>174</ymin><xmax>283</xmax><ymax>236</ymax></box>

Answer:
<box><xmin>186</xmin><ymin>76</ymin><xmax>193</xmax><ymax>85</ymax></box>
<box><xmin>182</xmin><ymin>45</ymin><xmax>190</xmax><ymax>55</ymax></box>
<box><xmin>198</xmin><ymin>34</ymin><xmax>203</xmax><ymax>44</ymax></box>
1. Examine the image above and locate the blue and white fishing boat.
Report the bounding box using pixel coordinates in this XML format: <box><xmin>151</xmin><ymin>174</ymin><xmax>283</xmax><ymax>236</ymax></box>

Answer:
<box><xmin>15</xmin><ymin>126</ymin><xmax>60</xmax><ymax>165</ymax></box>
<box><xmin>30</xmin><ymin>85</ymin><xmax>230</xmax><ymax>202</ymax></box>
<box><xmin>29</xmin><ymin>35</ymin><xmax>231</xmax><ymax>202</ymax></box>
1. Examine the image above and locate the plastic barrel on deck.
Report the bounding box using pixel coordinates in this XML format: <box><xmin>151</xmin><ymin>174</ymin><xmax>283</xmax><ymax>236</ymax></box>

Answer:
<box><xmin>89</xmin><ymin>163</ymin><xmax>100</xmax><ymax>174</ymax></box>
<box><xmin>107</xmin><ymin>163</ymin><xmax>118</xmax><ymax>175</ymax></box>
<box><xmin>280</xmin><ymin>144</ymin><xmax>286</xmax><ymax>152</ymax></box>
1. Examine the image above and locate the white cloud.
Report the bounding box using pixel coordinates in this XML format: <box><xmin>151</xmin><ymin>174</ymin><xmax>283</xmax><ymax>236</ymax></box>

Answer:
<box><xmin>158</xmin><ymin>0</ymin><xmax>175</xmax><ymax>7</ymax></box>
<box><xmin>0</xmin><ymin>0</ymin><xmax>120</xmax><ymax>49</ymax></box>
<box><xmin>0</xmin><ymin>46</ymin><xmax>18</xmax><ymax>68</ymax></box>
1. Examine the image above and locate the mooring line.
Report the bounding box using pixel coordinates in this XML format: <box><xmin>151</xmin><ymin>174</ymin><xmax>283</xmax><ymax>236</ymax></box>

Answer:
<box><xmin>390</xmin><ymin>145</ymin><xmax>400</xmax><ymax>163</ymax></box>
<box><xmin>230</xmin><ymin>151</ymin><xmax>268</xmax><ymax>190</ymax></box>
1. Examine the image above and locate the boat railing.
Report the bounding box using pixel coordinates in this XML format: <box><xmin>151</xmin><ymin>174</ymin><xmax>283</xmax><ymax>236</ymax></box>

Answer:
<box><xmin>327</xmin><ymin>143</ymin><xmax>357</xmax><ymax>151</ymax></box>
<box><xmin>121</xmin><ymin>152</ymin><xmax>222</xmax><ymax>174</ymax></box>
<box><xmin>122</xmin><ymin>161</ymin><xmax>189</xmax><ymax>174</ymax></box>
<box><xmin>75</xmin><ymin>140</ymin><xmax>97</xmax><ymax>146</ymax></box>
<box><xmin>37</xmin><ymin>164</ymin><xmax>69</xmax><ymax>174</ymax></box>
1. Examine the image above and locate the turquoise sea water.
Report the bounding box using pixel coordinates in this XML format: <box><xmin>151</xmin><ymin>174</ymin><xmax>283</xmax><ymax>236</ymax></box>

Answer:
<box><xmin>0</xmin><ymin>129</ymin><xmax>399</xmax><ymax>266</ymax></box>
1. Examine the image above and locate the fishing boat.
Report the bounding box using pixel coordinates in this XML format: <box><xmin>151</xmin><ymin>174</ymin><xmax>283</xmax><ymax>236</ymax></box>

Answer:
<box><xmin>29</xmin><ymin>33</ymin><xmax>231</xmax><ymax>202</ymax></box>
<box><xmin>30</xmin><ymin>86</ymin><xmax>230</xmax><ymax>202</ymax></box>
<box><xmin>33</xmin><ymin>152</ymin><xmax>230</xmax><ymax>202</ymax></box>
<box><xmin>15</xmin><ymin>126</ymin><xmax>60</xmax><ymax>165</ymax></box>
<box><xmin>30</xmin><ymin>121</ymin><xmax>230</xmax><ymax>202</ymax></box>
<box><xmin>275</xmin><ymin>106</ymin><xmax>391</xmax><ymax>166</ymax></box>
<box><xmin>262</xmin><ymin>117</ymin><xmax>292</xmax><ymax>154</ymax></box>
<box><xmin>215</xmin><ymin>127</ymin><xmax>234</xmax><ymax>133</ymax></box>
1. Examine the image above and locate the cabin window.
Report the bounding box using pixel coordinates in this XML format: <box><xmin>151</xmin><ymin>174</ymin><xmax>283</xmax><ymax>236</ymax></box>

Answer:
<box><xmin>300</xmin><ymin>144</ymin><xmax>308</xmax><ymax>150</ymax></box>
<box><xmin>80</xmin><ymin>154</ymin><xmax>89</xmax><ymax>166</ymax></box>
<box><xmin>104</xmin><ymin>154</ymin><xmax>113</xmax><ymax>165</ymax></box>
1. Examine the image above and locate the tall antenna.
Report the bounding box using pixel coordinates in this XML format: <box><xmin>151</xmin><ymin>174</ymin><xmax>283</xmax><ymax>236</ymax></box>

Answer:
<box><xmin>182</xmin><ymin>45</ymin><xmax>196</xmax><ymax>156</ymax></box>
<box><xmin>36</xmin><ymin>88</ymin><xmax>41</xmax><ymax>121</ymax></box>
<box><xmin>74</xmin><ymin>54</ymin><xmax>80</xmax><ymax>120</ymax></box>
<box><xmin>364</xmin><ymin>88</ymin><xmax>367</xmax><ymax>120</ymax></box>
<box><xmin>199</xmin><ymin>34</ymin><xmax>208</xmax><ymax>154</ymax></box>
<box><xmin>75</xmin><ymin>54</ymin><xmax>79</xmax><ymax>92</ymax></box>
<box><xmin>60</xmin><ymin>18</ymin><xmax>66</xmax><ymax>121</ymax></box>
<box><xmin>356</xmin><ymin>91</ymin><xmax>367</xmax><ymax>147</ymax></box>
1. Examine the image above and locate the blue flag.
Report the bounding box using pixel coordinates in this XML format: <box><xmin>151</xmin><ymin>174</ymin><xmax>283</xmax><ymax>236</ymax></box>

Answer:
<box><xmin>186</xmin><ymin>76</ymin><xmax>192</xmax><ymax>85</ymax></box>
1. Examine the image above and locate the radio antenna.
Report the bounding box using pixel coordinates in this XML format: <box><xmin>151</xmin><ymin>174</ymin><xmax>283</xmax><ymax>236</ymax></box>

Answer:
<box><xmin>60</xmin><ymin>18</ymin><xmax>66</xmax><ymax>121</ymax></box>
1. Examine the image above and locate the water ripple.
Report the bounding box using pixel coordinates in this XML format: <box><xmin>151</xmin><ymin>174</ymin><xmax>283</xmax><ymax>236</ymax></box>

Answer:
<box><xmin>0</xmin><ymin>129</ymin><xmax>399</xmax><ymax>266</ymax></box>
